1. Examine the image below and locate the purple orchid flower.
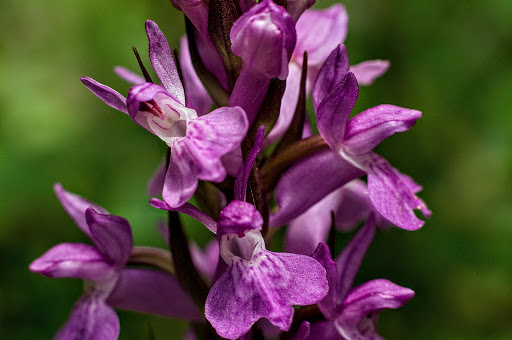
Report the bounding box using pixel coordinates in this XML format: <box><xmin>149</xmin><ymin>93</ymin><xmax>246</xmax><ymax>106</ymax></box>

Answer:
<box><xmin>29</xmin><ymin>184</ymin><xmax>201</xmax><ymax>340</ymax></box>
<box><xmin>308</xmin><ymin>215</ymin><xmax>415</xmax><ymax>339</ymax></box>
<box><xmin>271</xmin><ymin>45</ymin><xmax>431</xmax><ymax>230</ymax></box>
<box><xmin>229</xmin><ymin>0</ymin><xmax>297</xmax><ymax>124</ymax></box>
<box><xmin>151</xmin><ymin>127</ymin><xmax>328</xmax><ymax>339</ymax></box>
<box><xmin>266</xmin><ymin>4</ymin><xmax>390</xmax><ymax>145</ymax></box>
<box><xmin>81</xmin><ymin>20</ymin><xmax>248</xmax><ymax>208</ymax></box>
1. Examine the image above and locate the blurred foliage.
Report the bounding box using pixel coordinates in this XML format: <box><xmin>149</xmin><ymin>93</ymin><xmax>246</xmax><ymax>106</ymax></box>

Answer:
<box><xmin>1</xmin><ymin>0</ymin><xmax>511</xmax><ymax>338</ymax></box>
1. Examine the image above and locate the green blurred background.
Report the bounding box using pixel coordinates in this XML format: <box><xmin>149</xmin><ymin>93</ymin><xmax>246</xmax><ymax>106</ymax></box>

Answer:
<box><xmin>1</xmin><ymin>0</ymin><xmax>511</xmax><ymax>338</ymax></box>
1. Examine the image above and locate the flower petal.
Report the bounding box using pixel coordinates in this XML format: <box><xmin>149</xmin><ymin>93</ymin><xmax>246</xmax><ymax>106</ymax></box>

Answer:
<box><xmin>343</xmin><ymin>104</ymin><xmax>422</xmax><ymax>155</ymax></box>
<box><xmin>29</xmin><ymin>243</ymin><xmax>114</xmax><ymax>281</ymax></box>
<box><xmin>185</xmin><ymin>106</ymin><xmax>248</xmax><ymax>182</ymax></box>
<box><xmin>312</xmin><ymin>45</ymin><xmax>349</xmax><ymax>112</ymax></box>
<box><xmin>205</xmin><ymin>248</ymin><xmax>327</xmax><ymax>339</ymax></box>
<box><xmin>285</xmin><ymin>189</ymin><xmax>344</xmax><ymax>255</ymax></box>
<box><xmin>162</xmin><ymin>140</ymin><xmax>199</xmax><ymax>207</ymax></box>
<box><xmin>179</xmin><ymin>36</ymin><xmax>213</xmax><ymax>116</ymax></box>
<box><xmin>54</xmin><ymin>183</ymin><xmax>108</xmax><ymax>238</ymax></box>
<box><xmin>291</xmin><ymin>321</ymin><xmax>311</xmax><ymax>340</ymax></box>
<box><xmin>349</xmin><ymin>59</ymin><xmax>390</xmax><ymax>86</ymax></box>
<box><xmin>55</xmin><ymin>295</ymin><xmax>119</xmax><ymax>340</ymax></box>
<box><xmin>85</xmin><ymin>208</ymin><xmax>133</xmax><ymax>267</ymax></box>
<box><xmin>335</xmin><ymin>279</ymin><xmax>414</xmax><ymax>340</ymax></box>
<box><xmin>311</xmin><ymin>243</ymin><xmax>339</xmax><ymax>320</ymax></box>
<box><xmin>80</xmin><ymin>77</ymin><xmax>128</xmax><ymax>114</ymax></box>
<box><xmin>316</xmin><ymin>72</ymin><xmax>359</xmax><ymax>150</ymax></box>
<box><xmin>363</xmin><ymin>153</ymin><xmax>431</xmax><ymax>230</ymax></box>
<box><xmin>294</xmin><ymin>4</ymin><xmax>348</xmax><ymax>65</ymax></box>
<box><xmin>336</xmin><ymin>214</ymin><xmax>376</xmax><ymax>302</ymax></box>
<box><xmin>113</xmin><ymin>66</ymin><xmax>145</xmax><ymax>85</ymax></box>
<box><xmin>150</xmin><ymin>199</ymin><xmax>218</xmax><ymax>233</ymax></box>
<box><xmin>147</xmin><ymin>157</ymin><xmax>167</xmax><ymax>196</ymax></box>
<box><xmin>271</xmin><ymin>149</ymin><xmax>364</xmax><ymax>227</ymax></box>
<box><xmin>107</xmin><ymin>268</ymin><xmax>203</xmax><ymax>321</ymax></box>
<box><xmin>146</xmin><ymin>20</ymin><xmax>185</xmax><ymax>105</ymax></box>
<box><xmin>190</xmin><ymin>240</ymin><xmax>219</xmax><ymax>281</ymax></box>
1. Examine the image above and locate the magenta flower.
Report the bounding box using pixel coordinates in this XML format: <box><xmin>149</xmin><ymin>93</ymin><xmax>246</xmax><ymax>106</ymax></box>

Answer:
<box><xmin>271</xmin><ymin>45</ymin><xmax>430</xmax><ymax>230</ymax></box>
<box><xmin>152</xmin><ymin>127</ymin><xmax>328</xmax><ymax>339</ymax></box>
<box><xmin>309</xmin><ymin>216</ymin><xmax>415</xmax><ymax>339</ymax></box>
<box><xmin>81</xmin><ymin>20</ymin><xmax>248</xmax><ymax>207</ymax></box>
<box><xmin>29</xmin><ymin>184</ymin><xmax>200</xmax><ymax>340</ymax></box>
<box><xmin>267</xmin><ymin>4</ymin><xmax>391</xmax><ymax>145</ymax></box>
<box><xmin>229</xmin><ymin>0</ymin><xmax>297</xmax><ymax>124</ymax></box>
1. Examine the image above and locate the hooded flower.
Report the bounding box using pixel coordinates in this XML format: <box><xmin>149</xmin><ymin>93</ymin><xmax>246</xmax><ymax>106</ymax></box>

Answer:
<box><xmin>29</xmin><ymin>184</ymin><xmax>201</xmax><ymax>340</ymax></box>
<box><xmin>308</xmin><ymin>215</ymin><xmax>415</xmax><ymax>340</ymax></box>
<box><xmin>229</xmin><ymin>0</ymin><xmax>297</xmax><ymax>124</ymax></box>
<box><xmin>151</xmin><ymin>127</ymin><xmax>328</xmax><ymax>339</ymax></box>
<box><xmin>271</xmin><ymin>45</ymin><xmax>430</xmax><ymax>230</ymax></box>
<box><xmin>81</xmin><ymin>20</ymin><xmax>248</xmax><ymax>207</ymax></box>
<box><xmin>266</xmin><ymin>4</ymin><xmax>391</xmax><ymax>145</ymax></box>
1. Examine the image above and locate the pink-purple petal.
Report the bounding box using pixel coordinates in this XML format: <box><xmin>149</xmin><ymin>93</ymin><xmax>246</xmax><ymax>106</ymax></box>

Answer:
<box><xmin>54</xmin><ymin>183</ymin><xmax>108</xmax><ymax>238</ymax></box>
<box><xmin>271</xmin><ymin>149</ymin><xmax>364</xmax><ymax>227</ymax></box>
<box><xmin>80</xmin><ymin>77</ymin><xmax>128</xmax><ymax>114</ymax></box>
<box><xmin>107</xmin><ymin>268</ymin><xmax>203</xmax><ymax>321</ymax></box>
<box><xmin>349</xmin><ymin>59</ymin><xmax>390</xmax><ymax>86</ymax></box>
<box><xmin>316</xmin><ymin>72</ymin><xmax>359</xmax><ymax>151</ymax></box>
<box><xmin>150</xmin><ymin>199</ymin><xmax>218</xmax><ymax>234</ymax></box>
<box><xmin>145</xmin><ymin>20</ymin><xmax>185</xmax><ymax>105</ymax></box>
<box><xmin>55</xmin><ymin>295</ymin><xmax>119</xmax><ymax>340</ymax></box>
<box><xmin>179</xmin><ymin>36</ymin><xmax>213</xmax><ymax>116</ymax></box>
<box><xmin>162</xmin><ymin>139</ymin><xmax>199</xmax><ymax>207</ymax></box>
<box><xmin>343</xmin><ymin>104</ymin><xmax>422</xmax><ymax>155</ymax></box>
<box><xmin>312</xmin><ymin>45</ymin><xmax>349</xmax><ymax>112</ymax></box>
<box><xmin>205</xmin><ymin>250</ymin><xmax>327</xmax><ymax>339</ymax></box>
<box><xmin>113</xmin><ymin>66</ymin><xmax>145</xmax><ymax>85</ymax></box>
<box><xmin>311</xmin><ymin>243</ymin><xmax>339</xmax><ymax>320</ymax></box>
<box><xmin>29</xmin><ymin>243</ymin><xmax>114</xmax><ymax>281</ymax></box>
<box><xmin>335</xmin><ymin>279</ymin><xmax>414</xmax><ymax>339</ymax></box>
<box><xmin>294</xmin><ymin>4</ymin><xmax>348</xmax><ymax>65</ymax></box>
<box><xmin>336</xmin><ymin>215</ymin><xmax>377</xmax><ymax>302</ymax></box>
<box><xmin>363</xmin><ymin>153</ymin><xmax>431</xmax><ymax>230</ymax></box>
<box><xmin>85</xmin><ymin>208</ymin><xmax>133</xmax><ymax>267</ymax></box>
<box><xmin>185</xmin><ymin>106</ymin><xmax>248</xmax><ymax>182</ymax></box>
<box><xmin>234</xmin><ymin>125</ymin><xmax>265</xmax><ymax>201</ymax></box>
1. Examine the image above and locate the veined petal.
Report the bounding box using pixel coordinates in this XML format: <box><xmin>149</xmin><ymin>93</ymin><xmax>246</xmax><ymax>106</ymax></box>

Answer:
<box><xmin>336</xmin><ymin>215</ymin><xmax>376</xmax><ymax>302</ymax></box>
<box><xmin>206</xmin><ymin>243</ymin><xmax>328</xmax><ymax>339</ymax></box>
<box><xmin>80</xmin><ymin>77</ymin><xmax>128</xmax><ymax>114</ymax></box>
<box><xmin>265</xmin><ymin>62</ymin><xmax>302</xmax><ymax>145</ymax></box>
<box><xmin>316</xmin><ymin>72</ymin><xmax>359</xmax><ymax>150</ymax></box>
<box><xmin>311</xmin><ymin>243</ymin><xmax>339</xmax><ymax>320</ymax></box>
<box><xmin>150</xmin><ymin>199</ymin><xmax>218</xmax><ymax>233</ymax></box>
<box><xmin>271</xmin><ymin>149</ymin><xmax>364</xmax><ymax>227</ymax></box>
<box><xmin>349</xmin><ymin>59</ymin><xmax>390</xmax><ymax>86</ymax></box>
<box><xmin>185</xmin><ymin>106</ymin><xmax>248</xmax><ymax>182</ymax></box>
<box><xmin>335</xmin><ymin>279</ymin><xmax>414</xmax><ymax>340</ymax></box>
<box><xmin>85</xmin><ymin>208</ymin><xmax>133</xmax><ymax>267</ymax></box>
<box><xmin>362</xmin><ymin>153</ymin><xmax>431</xmax><ymax>230</ymax></box>
<box><xmin>107</xmin><ymin>268</ymin><xmax>202</xmax><ymax>321</ymax></box>
<box><xmin>343</xmin><ymin>104</ymin><xmax>422</xmax><ymax>155</ymax></box>
<box><xmin>285</xmin><ymin>189</ymin><xmax>344</xmax><ymax>255</ymax></box>
<box><xmin>312</xmin><ymin>45</ymin><xmax>349</xmax><ymax>112</ymax></box>
<box><xmin>113</xmin><ymin>66</ymin><xmax>145</xmax><ymax>85</ymax></box>
<box><xmin>162</xmin><ymin>140</ymin><xmax>199</xmax><ymax>208</ymax></box>
<box><xmin>146</xmin><ymin>20</ymin><xmax>185</xmax><ymax>105</ymax></box>
<box><xmin>29</xmin><ymin>243</ymin><xmax>114</xmax><ymax>281</ymax></box>
<box><xmin>54</xmin><ymin>183</ymin><xmax>108</xmax><ymax>239</ymax></box>
<box><xmin>179</xmin><ymin>36</ymin><xmax>213</xmax><ymax>116</ymax></box>
<box><xmin>294</xmin><ymin>4</ymin><xmax>348</xmax><ymax>65</ymax></box>
<box><xmin>55</xmin><ymin>295</ymin><xmax>119</xmax><ymax>340</ymax></box>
